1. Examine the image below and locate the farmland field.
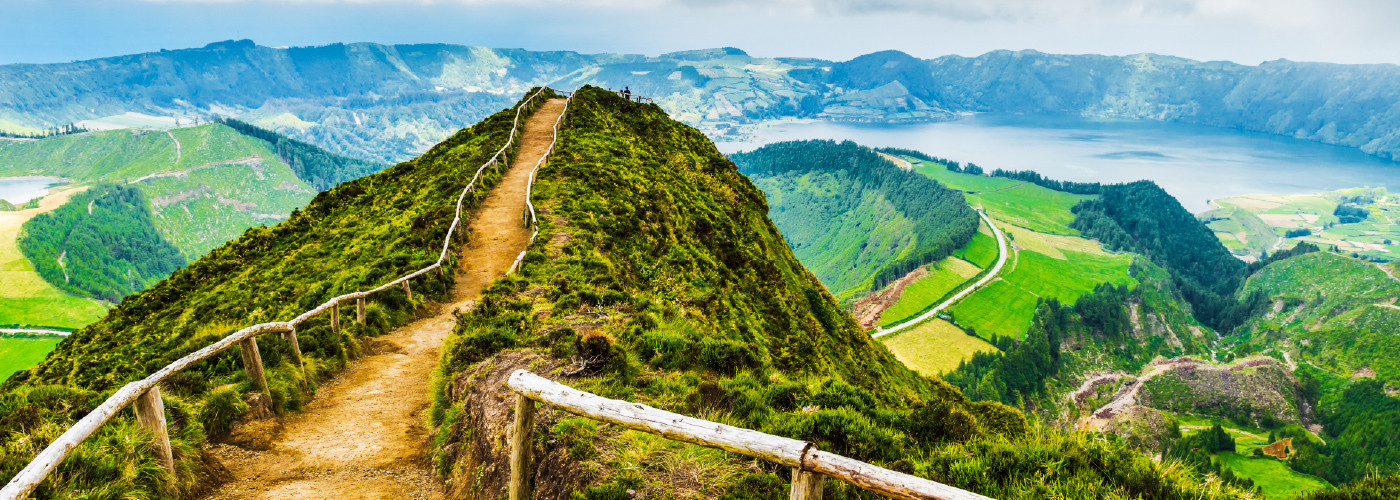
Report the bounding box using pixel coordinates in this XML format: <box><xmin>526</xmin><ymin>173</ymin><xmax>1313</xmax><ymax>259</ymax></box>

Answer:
<box><xmin>0</xmin><ymin>335</ymin><xmax>63</xmax><ymax>381</ymax></box>
<box><xmin>879</xmin><ymin>318</ymin><xmax>997</xmax><ymax>375</ymax></box>
<box><xmin>950</xmin><ymin>215</ymin><xmax>1135</xmax><ymax>340</ymax></box>
<box><xmin>1203</xmin><ymin>187</ymin><xmax>1400</xmax><ymax>261</ymax></box>
<box><xmin>876</xmin><ymin>256</ymin><xmax>981</xmax><ymax>328</ymax></box>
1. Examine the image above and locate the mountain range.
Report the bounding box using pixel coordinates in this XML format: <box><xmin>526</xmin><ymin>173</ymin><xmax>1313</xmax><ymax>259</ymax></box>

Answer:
<box><xmin>3</xmin><ymin>41</ymin><xmax>1400</xmax><ymax>163</ymax></box>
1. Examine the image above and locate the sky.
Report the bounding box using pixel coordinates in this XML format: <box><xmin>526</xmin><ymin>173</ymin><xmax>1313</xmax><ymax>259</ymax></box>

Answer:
<box><xmin>2</xmin><ymin>0</ymin><xmax>1398</xmax><ymax>66</ymax></box>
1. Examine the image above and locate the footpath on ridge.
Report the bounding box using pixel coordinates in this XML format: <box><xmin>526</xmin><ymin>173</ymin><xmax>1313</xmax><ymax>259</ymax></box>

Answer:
<box><xmin>202</xmin><ymin>98</ymin><xmax>569</xmax><ymax>500</ymax></box>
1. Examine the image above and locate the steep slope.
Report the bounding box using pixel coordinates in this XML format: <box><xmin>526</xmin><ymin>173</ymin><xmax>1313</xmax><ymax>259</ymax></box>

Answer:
<box><xmin>204</xmin><ymin>96</ymin><xmax>568</xmax><ymax>500</ymax></box>
<box><xmin>0</xmin><ymin>91</ymin><xmax>559</xmax><ymax>498</ymax></box>
<box><xmin>730</xmin><ymin>140</ymin><xmax>977</xmax><ymax>301</ymax></box>
<box><xmin>428</xmin><ymin>87</ymin><xmax>1247</xmax><ymax>499</ymax></box>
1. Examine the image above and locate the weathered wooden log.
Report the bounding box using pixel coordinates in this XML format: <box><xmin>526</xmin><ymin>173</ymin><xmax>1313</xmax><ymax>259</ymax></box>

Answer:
<box><xmin>509</xmin><ymin>393</ymin><xmax>535</xmax><ymax>500</ymax></box>
<box><xmin>133</xmin><ymin>387</ymin><xmax>175</xmax><ymax>485</ymax></box>
<box><xmin>356</xmin><ymin>297</ymin><xmax>366</xmax><ymax>323</ymax></box>
<box><xmin>239</xmin><ymin>338</ymin><xmax>268</xmax><ymax>395</ymax></box>
<box><xmin>791</xmin><ymin>468</ymin><xmax>825</xmax><ymax>500</ymax></box>
<box><xmin>402</xmin><ymin>280</ymin><xmax>412</xmax><ymax>301</ymax></box>
<box><xmin>506</xmin><ymin>370</ymin><xmax>990</xmax><ymax>500</ymax></box>
<box><xmin>330</xmin><ymin>301</ymin><xmax>340</xmax><ymax>334</ymax></box>
<box><xmin>282</xmin><ymin>326</ymin><xmax>304</xmax><ymax>373</ymax></box>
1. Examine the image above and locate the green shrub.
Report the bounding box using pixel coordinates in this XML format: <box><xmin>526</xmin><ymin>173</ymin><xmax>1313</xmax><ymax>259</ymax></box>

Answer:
<box><xmin>200</xmin><ymin>386</ymin><xmax>249</xmax><ymax>437</ymax></box>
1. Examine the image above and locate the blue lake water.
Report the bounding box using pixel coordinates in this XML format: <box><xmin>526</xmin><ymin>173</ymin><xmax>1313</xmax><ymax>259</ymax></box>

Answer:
<box><xmin>0</xmin><ymin>176</ymin><xmax>65</xmax><ymax>204</ymax></box>
<box><xmin>716</xmin><ymin>114</ymin><xmax>1400</xmax><ymax>212</ymax></box>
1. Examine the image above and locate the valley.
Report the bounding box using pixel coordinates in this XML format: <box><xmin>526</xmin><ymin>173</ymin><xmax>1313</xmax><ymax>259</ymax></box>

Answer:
<box><xmin>0</xmin><ymin>38</ymin><xmax>1399</xmax><ymax>499</ymax></box>
<box><xmin>0</xmin><ymin>121</ymin><xmax>385</xmax><ymax>379</ymax></box>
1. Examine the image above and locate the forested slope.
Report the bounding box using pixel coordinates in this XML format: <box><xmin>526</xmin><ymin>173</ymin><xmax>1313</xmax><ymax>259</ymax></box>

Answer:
<box><xmin>731</xmin><ymin>140</ymin><xmax>977</xmax><ymax>299</ymax></box>
<box><xmin>17</xmin><ymin>185</ymin><xmax>183</xmax><ymax>302</ymax></box>
<box><xmin>430</xmin><ymin>86</ymin><xmax>1248</xmax><ymax>499</ymax></box>
<box><xmin>0</xmin><ymin>91</ymin><xmax>553</xmax><ymax>498</ymax></box>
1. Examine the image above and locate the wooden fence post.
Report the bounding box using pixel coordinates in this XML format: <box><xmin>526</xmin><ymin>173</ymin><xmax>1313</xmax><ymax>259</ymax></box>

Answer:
<box><xmin>282</xmin><ymin>326</ymin><xmax>304</xmax><ymax>374</ymax></box>
<box><xmin>330</xmin><ymin>301</ymin><xmax>341</xmax><ymax>335</ymax></box>
<box><xmin>402</xmin><ymin>281</ymin><xmax>412</xmax><ymax>301</ymax></box>
<box><xmin>356</xmin><ymin>297</ymin><xmax>366</xmax><ymax>323</ymax></box>
<box><xmin>133</xmin><ymin>387</ymin><xmax>175</xmax><ymax>485</ymax></box>
<box><xmin>509</xmin><ymin>394</ymin><xmax>535</xmax><ymax>500</ymax></box>
<box><xmin>790</xmin><ymin>468</ymin><xmax>825</xmax><ymax>500</ymax></box>
<box><xmin>239</xmin><ymin>337</ymin><xmax>268</xmax><ymax>395</ymax></box>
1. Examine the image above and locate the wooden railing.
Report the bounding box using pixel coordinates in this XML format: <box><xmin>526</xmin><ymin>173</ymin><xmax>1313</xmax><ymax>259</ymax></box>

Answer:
<box><xmin>0</xmin><ymin>87</ymin><xmax>561</xmax><ymax>500</ymax></box>
<box><xmin>615</xmin><ymin>89</ymin><xmax>655</xmax><ymax>104</ymax></box>
<box><xmin>509</xmin><ymin>90</ymin><xmax>572</xmax><ymax>275</ymax></box>
<box><xmin>506</xmin><ymin>370</ymin><xmax>991</xmax><ymax>500</ymax></box>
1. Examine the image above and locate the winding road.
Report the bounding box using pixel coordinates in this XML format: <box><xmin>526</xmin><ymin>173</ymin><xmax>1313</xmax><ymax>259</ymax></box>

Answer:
<box><xmin>873</xmin><ymin>209</ymin><xmax>1009</xmax><ymax>338</ymax></box>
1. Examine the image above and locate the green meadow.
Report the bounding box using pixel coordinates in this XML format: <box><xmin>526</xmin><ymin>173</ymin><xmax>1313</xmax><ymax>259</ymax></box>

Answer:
<box><xmin>0</xmin><ymin>335</ymin><xmax>63</xmax><ymax>381</ymax></box>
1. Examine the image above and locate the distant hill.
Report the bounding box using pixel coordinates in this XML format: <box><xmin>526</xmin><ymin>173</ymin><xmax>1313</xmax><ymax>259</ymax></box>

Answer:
<box><xmin>4</xmin><ymin>42</ymin><xmax>1400</xmax><ymax>163</ymax></box>
<box><xmin>731</xmin><ymin>140</ymin><xmax>977</xmax><ymax>301</ymax></box>
<box><xmin>0</xmin><ymin>122</ymin><xmax>383</xmax><ymax>260</ymax></box>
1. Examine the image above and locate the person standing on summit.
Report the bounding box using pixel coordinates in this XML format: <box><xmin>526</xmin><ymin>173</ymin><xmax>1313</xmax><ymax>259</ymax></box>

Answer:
<box><xmin>622</xmin><ymin>86</ymin><xmax>631</xmax><ymax>100</ymax></box>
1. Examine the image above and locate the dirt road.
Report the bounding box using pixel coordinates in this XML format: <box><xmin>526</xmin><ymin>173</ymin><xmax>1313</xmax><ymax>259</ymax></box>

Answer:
<box><xmin>202</xmin><ymin>98</ymin><xmax>568</xmax><ymax>499</ymax></box>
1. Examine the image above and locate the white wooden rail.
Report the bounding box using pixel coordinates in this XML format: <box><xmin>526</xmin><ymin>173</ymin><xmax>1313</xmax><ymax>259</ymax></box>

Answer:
<box><xmin>506</xmin><ymin>370</ymin><xmax>992</xmax><ymax>500</ymax></box>
<box><xmin>508</xmin><ymin>90</ymin><xmax>573</xmax><ymax>276</ymax></box>
<box><xmin>0</xmin><ymin>87</ymin><xmax>561</xmax><ymax>500</ymax></box>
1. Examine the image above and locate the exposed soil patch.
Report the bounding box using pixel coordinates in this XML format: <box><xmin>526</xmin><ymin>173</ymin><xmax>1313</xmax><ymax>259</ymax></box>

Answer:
<box><xmin>851</xmin><ymin>266</ymin><xmax>927</xmax><ymax>329</ymax></box>
<box><xmin>200</xmin><ymin>99</ymin><xmax>568</xmax><ymax>499</ymax></box>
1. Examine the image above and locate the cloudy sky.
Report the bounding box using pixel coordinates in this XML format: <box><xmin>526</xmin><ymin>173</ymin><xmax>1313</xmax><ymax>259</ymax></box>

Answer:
<box><xmin>2</xmin><ymin>0</ymin><xmax>1397</xmax><ymax>66</ymax></box>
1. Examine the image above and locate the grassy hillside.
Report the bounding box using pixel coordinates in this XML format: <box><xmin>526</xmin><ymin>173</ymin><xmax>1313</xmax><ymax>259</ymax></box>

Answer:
<box><xmin>732</xmin><ymin>140</ymin><xmax>978</xmax><ymax>300</ymax></box>
<box><xmin>0</xmin><ymin>92</ymin><xmax>553</xmax><ymax>498</ymax></box>
<box><xmin>901</xmin><ymin>156</ymin><xmax>1136</xmax><ymax>340</ymax></box>
<box><xmin>431</xmin><ymin>87</ymin><xmax>1248</xmax><ymax>499</ymax></box>
<box><xmin>0</xmin><ymin>124</ymin><xmax>315</xmax><ymax>259</ymax></box>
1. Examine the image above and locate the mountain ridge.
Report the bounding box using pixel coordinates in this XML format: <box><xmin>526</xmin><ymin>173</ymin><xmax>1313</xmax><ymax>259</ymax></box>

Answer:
<box><xmin>5</xmin><ymin>41</ymin><xmax>1400</xmax><ymax>163</ymax></box>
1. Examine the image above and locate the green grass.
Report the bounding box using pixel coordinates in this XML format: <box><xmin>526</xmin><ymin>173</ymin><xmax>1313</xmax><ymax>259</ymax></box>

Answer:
<box><xmin>1173</xmin><ymin>414</ymin><xmax>1333</xmax><ymax>499</ymax></box>
<box><xmin>876</xmin><ymin>256</ymin><xmax>980</xmax><ymax>328</ymax></box>
<box><xmin>951</xmin><ymin>234</ymin><xmax>1135</xmax><ymax>340</ymax></box>
<box><xmin>957</xmin><ymin>229</ymin><xmax>999</xmax><ymax>269</ymax></box>
<box><xmin>880</xmin><ymin>319</ymin><xmax>998</xmax><ymax>375</ymax></box>
<box><xmin>909</xmin><ymin>159</ymin><xmax>1091</xmax><ymax>235</ymax></box>
<box><xmin>1216</xmin><ymin>452</ymin><xmax>1332</xmax><ymax>499</ymax></box>
<box><xmin>948</xmin><ymin>279</ymin><xmax>1040</xmax><ymax>340</ymax></box>
<box><xmin>968</xmin><ymin>184</ymin><xmax>1092</xmax><ymax>235</ymax></box>
<box><xmin>0</xmin><ymin>335</ymin><xmax>62</xmax><ymax>381</ymax></box>
<box><xmin>911</xmin><ymin>160</ymin><xmax>1020</xmax><ymax>192</ymax></box>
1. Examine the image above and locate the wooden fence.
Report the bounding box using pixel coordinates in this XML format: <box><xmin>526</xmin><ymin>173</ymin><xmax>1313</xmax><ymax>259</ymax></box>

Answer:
<box><xmin>506</xmin><ymin>370</ymin><xmax>991</xmax><ymax>500</ymax></box>
<box><xmin>0</xmin><ymin>87</ymin><xmax>560</xmax><ymax>500</ymax></box>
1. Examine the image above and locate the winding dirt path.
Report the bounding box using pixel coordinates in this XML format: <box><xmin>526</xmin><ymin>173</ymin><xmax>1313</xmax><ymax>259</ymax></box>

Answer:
<box><xmin>202</xmin><ymin>98</ymin><xmax>568</xmax><ymax>500</ymax></box>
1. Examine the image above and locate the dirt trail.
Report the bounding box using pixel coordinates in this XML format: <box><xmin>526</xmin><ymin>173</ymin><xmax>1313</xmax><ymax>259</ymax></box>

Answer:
<box><xmin>202</xmin><ymin>98</ymin><xmax>568</xmax><ymax>500</ymax></box>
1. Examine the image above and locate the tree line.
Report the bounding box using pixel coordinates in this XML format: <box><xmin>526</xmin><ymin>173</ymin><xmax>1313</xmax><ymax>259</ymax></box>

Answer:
<box><xmin>216</xmin><ymin>118</ymin><xmax>386</xmax><ymax>191</ymax></box>
<box><xmin>18</xmin><ymin>184</ymin><xmax>185</xmax><ymax>302</ymax></box>
<box><xmin>877</xmin><ymin>147</ymin><xmax>984</xmax><ymax>175</ymax></box>
<box><xmin>0</xmin><ymin>123</ymin><xmax>90</xmax><ymax>140</ymax></box>
<box><xmin>732</xmin><ymin>140</ymin><xmax>979</xmax><ymax>291</ymax></box>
